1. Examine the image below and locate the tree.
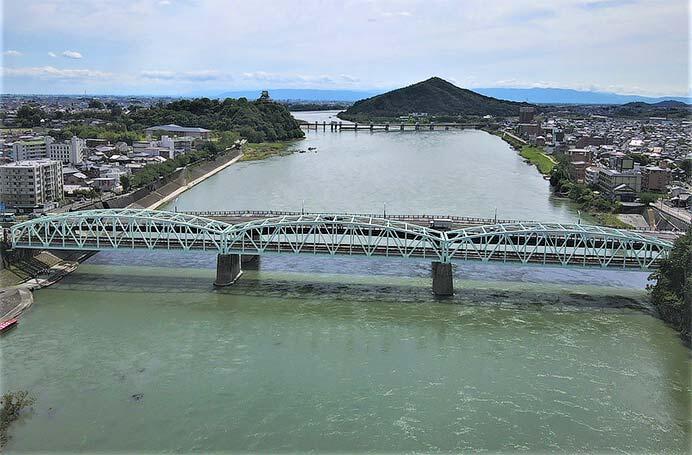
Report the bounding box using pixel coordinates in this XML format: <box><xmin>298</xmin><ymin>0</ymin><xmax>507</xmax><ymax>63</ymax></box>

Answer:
<box><xmin>88</xmin><ymin>99</ymin><xmax>105</xmax><ymax>109</ymax></box>
<box><xmin>1</xmin><ymin>391</ymin><xmax>36</xmax><ymax>448</ymax></box>
<box><xmin>648</xmin><ymin>229</ymin><xmax>691</xmax><ymax>344</ymax></box>
<box><xmin>120</xmin><ymin>175</ymin><xmax>131</xmax><ymax>192</ymax></box>
<box><xmin>680</xmin><ymin>160</ymin><xmax>691</xmax><ymax>178</ymax></box>
<box><xmin>15</xmin><ymin>105</ymin><xmax>46</xmax><ymax>127</ymax></box>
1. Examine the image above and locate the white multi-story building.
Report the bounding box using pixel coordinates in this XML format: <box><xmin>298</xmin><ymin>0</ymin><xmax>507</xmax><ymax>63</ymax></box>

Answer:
<box><xmin>47</xmin><ymin>136</ymin><xmax>86</xmax><ymax>165</ymax></box>
<box><xmin>12</xmin><ymin>136</ymin><xmax>54</xmax><ymax>161</ymax></box>
<box><xmin>0</xmin><ymin>159</ymin><xmax>63</xmax><ymax>210</ymax></box>
<box><xmin>159</xmin><ymin>135</ymin><xmax>194</xmax><ymax>158</ymax></box>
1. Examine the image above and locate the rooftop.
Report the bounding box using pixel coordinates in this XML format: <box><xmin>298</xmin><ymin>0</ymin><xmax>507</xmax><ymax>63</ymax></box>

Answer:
<box><xmin>0</xmin><ymin>159</ymin><xmax>60</xmax><ymax>168</ymax></box>
<box><xmin>145</xmin><ymin>124</ymin><xmax>210</xmax><ymax>133</ymax></box>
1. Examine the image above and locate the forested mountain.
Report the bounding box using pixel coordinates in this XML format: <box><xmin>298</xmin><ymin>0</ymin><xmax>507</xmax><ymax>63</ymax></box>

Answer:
<box><xmin>612</xmin><ymin>100</ymin><xmax>692</xmax><ymax>119</ymax></box>
<box><xmin>130</xmin><ymin>97</ymin><xmax>304</xmax><ymax>142</ymax></box>
<box><xmin>339</xmin><ymin>77</ymin><xmax>530</xmax><ymax>120</ymax></box>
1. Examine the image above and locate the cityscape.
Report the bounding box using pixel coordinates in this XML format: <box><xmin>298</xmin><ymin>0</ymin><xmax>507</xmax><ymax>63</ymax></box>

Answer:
<box><xmin>0</xmin><ymin>0</ymin><xmax>690</xmax><ymax>453</ymax></box>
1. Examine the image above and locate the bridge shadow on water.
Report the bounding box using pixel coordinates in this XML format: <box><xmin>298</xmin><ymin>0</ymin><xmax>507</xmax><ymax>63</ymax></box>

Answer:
<box><xmin>55</xmin><ymin>265</ymin><xmax>652</xmax><ymax>314</ymax></box>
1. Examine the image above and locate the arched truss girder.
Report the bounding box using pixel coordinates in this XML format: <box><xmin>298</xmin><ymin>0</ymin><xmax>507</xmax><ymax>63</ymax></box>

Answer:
<box><xmin>9</xmin><ymin>210</ymin><xmax>674</xmax><ymax>269</ymax></box>
<box><xmin>9</xmin><ymin>209</ymin><xmax>229</xmax><ymax>252</ymax></box>
<box><xmin>223</xmin><ymin>214</ymin><xmax>445</xmax><ymax>260</ymax></box>
<box><xmin>445</xmin><ymin>222</ymin><xmax>672</xmax><ymax>268</ymax></box>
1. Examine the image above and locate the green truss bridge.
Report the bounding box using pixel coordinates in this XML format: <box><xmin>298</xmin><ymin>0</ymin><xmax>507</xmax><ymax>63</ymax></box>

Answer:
<box><xmin>8</xmin><ymin>209</ymin><xmax>673</xmax><ymax>295</ymax></box>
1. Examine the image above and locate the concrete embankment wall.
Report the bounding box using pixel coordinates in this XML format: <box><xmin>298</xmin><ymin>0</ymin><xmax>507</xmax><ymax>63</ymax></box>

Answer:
<box><xmin>132</xmin><ymin>149</ymin><xmax>242</xmax><ymax>209</ymax></box>
<box><xmin>646</xmin><ymin>207</ymin><xmax>690</xmax><ymax>232</ymax></box>
<box><xmin>74</xmin><ymin>149</ymin><xmax>242</xmax><ymax>212</ymax></box>
<box><xmin>0</xmin><ymin>288</ymin><xmax>33</xmax><ymax>322</ymax></box>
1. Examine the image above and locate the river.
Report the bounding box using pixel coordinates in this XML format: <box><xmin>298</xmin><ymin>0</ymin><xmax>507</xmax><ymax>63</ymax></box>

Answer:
<box><xmin>2</xmin><ymin>111</ymin><xmax>689</xmax><ymax>453</ymax></box>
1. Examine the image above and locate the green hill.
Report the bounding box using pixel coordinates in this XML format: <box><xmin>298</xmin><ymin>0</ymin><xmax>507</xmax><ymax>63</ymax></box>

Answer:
<box><xmin>339</xmin><ymin>77</ymin><xmax>530</xmax><ymax>121</ymax></box>
<box><xmin>129</xmin><ymin>97</ymin><xmax>304</xmax><ymax>142</ymax></box>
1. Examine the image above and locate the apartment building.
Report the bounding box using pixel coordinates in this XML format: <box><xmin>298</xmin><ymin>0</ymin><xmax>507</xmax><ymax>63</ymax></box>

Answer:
<box><xmin>598</xmin><ymin>168</ymin><xmax>642</xmax><ymax>201</ymax></box>
<box><xmin>0</xmin><ymin>159</ymin><xmax>63</xmax><ymax>210</ymax></box>
<box><xmin>47</xmin><ymin>136</ymin><xmax>86</xmax><ymax>165</ymax></box>
<box><xmin>641</xmin><ymin>166</ymin><xmax>672</xmax><ymax>192</ymax></box>
<box><xmin>12</xmin><ymin>136</ymin><xmax>54</xmax><ymax>160</ymax></box>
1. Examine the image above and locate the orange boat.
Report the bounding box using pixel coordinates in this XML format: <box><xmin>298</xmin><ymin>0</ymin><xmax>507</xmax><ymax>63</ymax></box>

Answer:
<box><xmin>0</xmin><ymin>318</ymin><xmax>18</xmax><ymax>334</ymax></box>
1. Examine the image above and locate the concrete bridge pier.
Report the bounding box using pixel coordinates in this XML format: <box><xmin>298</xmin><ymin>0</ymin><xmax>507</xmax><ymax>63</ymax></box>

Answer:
<box><xmin>385</xmin><ymin>123</ymin><xmax>389</xmax><ymax>131</ymax></box>
<box><xmin>432</xmin><ymin>261</ymin><xmax>453</xmax><ymax>296</ymax></box>
<box><xmin>214</xmin><ymin>253</ymin><xmax>242</xmax><ymax>287</ymax></box>
<box><xmin>400</xmin><ymin>124</ymin><xmax>404</xmax><ymax>131</ymax></box>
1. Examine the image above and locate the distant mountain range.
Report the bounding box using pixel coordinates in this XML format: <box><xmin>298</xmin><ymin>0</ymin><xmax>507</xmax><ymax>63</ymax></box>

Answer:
<box><xmin>472</xmin><ymin>87</ymin><xmax>691</xmax><ymax>105</ymax></box>
<box><xmin>196</xmin><ymin>86</ymin><xmax>690</xmax><ymax>105</ymax></box>
<box><xmin>339</xmin><ymin>77</ymin><xmax>528</xmax><ymax>120</ymax></box>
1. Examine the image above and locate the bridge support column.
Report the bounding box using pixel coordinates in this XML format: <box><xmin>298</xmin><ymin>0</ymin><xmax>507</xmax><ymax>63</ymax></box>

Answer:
<box><xmin>214</xmin><ymin>253</ymin><xmax>242</xmax><ymax>287</ymax></box>
<box><xmin>241</xmin><ymin>254</ymin><xmax>260</xmax><ymax>270</ymax></box>
<box><xmin>432</xmin><ymin>262</ymin><xmax>453</xmax><ymax>296</ymax></box>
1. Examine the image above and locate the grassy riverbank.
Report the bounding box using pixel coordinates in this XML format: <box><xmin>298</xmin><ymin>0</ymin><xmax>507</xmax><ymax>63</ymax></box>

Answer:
<box><xmin>519</xmin><ymin>147</ymin><xmax>556</xmax><ymax>175</ymax></box>
<box><xmin>493</xmin><ymin>131</ymin><xmax>555</xmax><ymax>176</ymax></box>
<box><xmin>493</xmin><ymin>130</ymin><xmax>525</xmax><ymax>149</ymax></box>
<box><xmin>241</xmin><ymin>141</ymin><xmax>296</xmax><ymax>161</ymax></box>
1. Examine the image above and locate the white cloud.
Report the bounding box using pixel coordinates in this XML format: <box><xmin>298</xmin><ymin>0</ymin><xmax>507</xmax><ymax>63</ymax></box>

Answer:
<box><xmin>48</xmin><ymin>51</ymin><xmax>57</xmax><ymax>58</ymax></box>
<box><xmin>241</xmin><ymin>72</ymin><xmax>361</xmax><ymax>86</ymax></box>
<box><xmin>382</xmin><ymin>11</ymin><xmax>412</xmax><ymax>17</ymax></box>
<box><xmin>0</xmin><ymin>0</ymin><xmax>688</xmax><ymax>96</ymax></box>
<box><xmin>158</xmin><ymin>0</ymin><xmax>172</xmax><ymax>5</ymax></box>
<box><xmin>2</xmin><ymin>66</ymin><xmax>111</xmax><ymax>80</ymax></box>
<box><xmin>3</xmin><ymin>50</ymin><xmax>22</xmax><ymax>57</ymax></box>
<box><xmin>140</xmin><ymin>69</ymin><xmax>227</xmax><ymax>82</ymax></box>
<box><xmin>62</xmin><ymin>50</ymin><xmax>83</xmax><ymax>59</ymax></box>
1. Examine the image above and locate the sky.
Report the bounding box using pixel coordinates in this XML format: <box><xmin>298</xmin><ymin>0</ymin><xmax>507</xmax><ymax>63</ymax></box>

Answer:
<box><xmin>1</xmin><ymin>0</ymin><xmax>690</xmax><ymax>96</ymax></box>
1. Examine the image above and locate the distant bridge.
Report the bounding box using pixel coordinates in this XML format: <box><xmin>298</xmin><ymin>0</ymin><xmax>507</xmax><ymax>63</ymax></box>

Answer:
<box><xmin>301</xmin><ymin>121</ymin><xmax>480</xmax><ymax>132</ymax></box>
<box><xmin>9</xmin><ymin>209</ymin><xmax>673</xmax><ymax>295</ymax></box>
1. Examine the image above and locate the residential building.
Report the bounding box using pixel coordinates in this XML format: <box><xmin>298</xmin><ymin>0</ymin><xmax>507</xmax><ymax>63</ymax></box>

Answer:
<box><xmin>567</xmin><ymin>148</ymin><xmax>593</xmax><ymax>163</ymax></box>
<box><xmin>585</xmin><ymin>166</ymin><xmax>601</xmax><ymax>187</ymax></box>
<box><xmin>641</xmin><ymin>166</ymin><xmax>672</xmax><ymax>192</ymax></box>
<box><xmin>519</xmin><ymin>107</ymin><xmax>535</xmax><ymax>123</ymax></box>
<box><xmin>47</xmin><ymin>136</ymin><xmax>86</xmax><ymax>164</ymax></box>
<box><xmin>0</xmin><ymin>159</ymin><xmax>63</xmax><ymax>210</ymax></box>
<box><xmin>12</xmin><ymin>136</ymin><xmax>54</xmax><ymax>160</ymax></box>
<box><xmin>598</xmin><ymin>168</ymin><xmax>642</xmax><ymax>200</ymax></box>
<box><xmin>568</xmin><ymin>161</ymin><xmax>589</xmax><ymax>183</ymax></box>
<box><xmin>159</xmin><ymin>135</ymin><xmax>194</xmax><ymax>158</ymax></box>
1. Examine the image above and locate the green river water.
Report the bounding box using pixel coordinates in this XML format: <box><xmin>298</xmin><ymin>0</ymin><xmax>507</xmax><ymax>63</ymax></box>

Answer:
<box><xmin>1</xmin><ymin>113</ymin><xmax>689</xmax><ymax>453</ymax></box>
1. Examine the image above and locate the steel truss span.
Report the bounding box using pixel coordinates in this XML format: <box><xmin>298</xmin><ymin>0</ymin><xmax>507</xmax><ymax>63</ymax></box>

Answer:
<box><xmin>10</xmin><ymin>209</ymin><xmax>673</xmax><ymax>270</ymax></box>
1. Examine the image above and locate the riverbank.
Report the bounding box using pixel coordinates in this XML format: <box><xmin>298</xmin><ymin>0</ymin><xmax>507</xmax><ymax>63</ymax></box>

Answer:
<box><xmin>493</xmin><ymin>131</ymin><xmax>555</xmax><ymax>175</ymax></box>
<box><xmin>0</xmin><ymin>288</ymin><xmax>33</xmax><ymax>323</ymax></box>
<box><xmin>0</xmin><ymin>249</ymin><xmax>95</xmax><ymax>322</ymax></box>
<box><xmin>241</xmin><ymin>141</ymin><xmax>298</xmax><ymax>161</ymax></box>
<box><xmin>146</xmin><ymin>153</ymin><xmax>243</xmax><ymax>210</ymax></box>
<box><xmin>126</xmin><ymin>148</ymin><xmax>243</xmax><ymax>209</ymax></box>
